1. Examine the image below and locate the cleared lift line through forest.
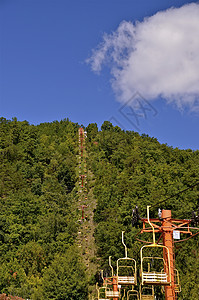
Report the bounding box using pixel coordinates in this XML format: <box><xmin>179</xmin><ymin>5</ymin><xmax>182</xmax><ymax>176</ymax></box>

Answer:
<box><xmin>76</xmin><ymin>128</ymin><xmax>99</xmax><ymax>298</ymax></box>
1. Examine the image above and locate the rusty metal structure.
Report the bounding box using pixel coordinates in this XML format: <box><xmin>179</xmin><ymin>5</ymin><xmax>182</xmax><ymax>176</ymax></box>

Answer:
<box><xmin>139</xmin><ymin>206</ymin><xmax>193</xmax><ymax>300</ymax></box>
<box><xmin>95</xmin><ymin>204</ymin><xmax>198</xmax><ymax>300</ymax></box>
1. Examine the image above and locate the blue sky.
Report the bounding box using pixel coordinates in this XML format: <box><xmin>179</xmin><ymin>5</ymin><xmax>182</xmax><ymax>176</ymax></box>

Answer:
<box><xmin>0</xmin><ymin>0</ymin><xmax>199</xmax><ymax>150</ymax></box>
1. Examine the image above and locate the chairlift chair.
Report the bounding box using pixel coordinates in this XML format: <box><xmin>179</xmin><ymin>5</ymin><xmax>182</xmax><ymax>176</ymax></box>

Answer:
<box><xmin>105</xmin><ymin>257</ymin><xmax>120</xmax><ymax>299</ymax></box>
<box><xmin>117</xmin><ymin>231</ymin><xmax>137</xmax><ymax>286</ymax></box>
<box><xmin>174</xmin><ymin>269</ymin><xmax>181</xmax><ymax>293</ymax></box>
<box><xmin>97</xmin><ymin>286</ymin><xmax>109</xmax><ymax>300</ymax></box>
<box><xmin>96</xmin><ymin>276</ymin><xmax>109</xmax><ymax>300</ymax></box>
<box><xmin>161</xmin><ymin>268</ymin><xmax>181</xmax><ymax>294</ymax></box>
<box><xmin>140</xmin><ymin>285</ymin><xmax>155</xmax><ymax>300</ymax></box>
<box><xmin>127</xmin><ymin>288</ymin><xmax>139</xmax><ymax>300</ymax></box>
<box><xmin>140</xmin><ymin>207</ymin><xmax>171</xmax><ymax>286</ymax></box>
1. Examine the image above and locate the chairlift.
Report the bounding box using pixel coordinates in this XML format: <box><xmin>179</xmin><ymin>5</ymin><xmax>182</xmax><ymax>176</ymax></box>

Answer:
<box><xmin>174</xmin><ymin>269</ymin><xmax>181</xmax><ymax>293</ymax></box>
<box><xmin>105</xmin><ymin>257</ymin><xmax>120</xmax><ymax>299</ymax></box>
<box><xmin>140</xmin><ymin>206</ymin><xmax>171</xmax><ymax>286</ymax></box>
<box><xmin>96</xmin><ymin>283</ymin><xmax>109</xmax><ymax>300</ymax></box>
<box><xmin>117</xmin><ymin>231</ymin><xmax>137</xmax><ymax>285</ymax></box>
<box><xmin>140</xmin><ymin>285</ymin><xmax>154</xmax><ymax>300</ymax></box>
<box><xmin>161</xmin><ymin>268</ymin><xmax>181</xmax><ymax>294</ymax></box>
<box><xmin>127</xmin><ymin>288</ymin><xmax>139</xmax><ymax>300</ymax></box>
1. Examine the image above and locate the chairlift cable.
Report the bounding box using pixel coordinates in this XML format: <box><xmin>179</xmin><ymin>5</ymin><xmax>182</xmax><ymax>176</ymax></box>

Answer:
<box><xmin>151</xmin><ymin>181</ymin><xmax>199</xmax><ymax>209</ymax></box>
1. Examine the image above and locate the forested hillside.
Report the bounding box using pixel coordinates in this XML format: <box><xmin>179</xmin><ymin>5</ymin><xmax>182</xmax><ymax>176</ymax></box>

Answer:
<box><xmin>0</xmin><ymin>117</ymin><xmax>87</xmax><ymax>299</ymax></box>
<box><xmin>86</xmin><ymin>121</ymin><xmax>199</xmax><ymax>300</ymax></box>
<box><xmin>0</xmin><ymin>118</ymin><xmax>198</xmax><ymax>299</ymax></box>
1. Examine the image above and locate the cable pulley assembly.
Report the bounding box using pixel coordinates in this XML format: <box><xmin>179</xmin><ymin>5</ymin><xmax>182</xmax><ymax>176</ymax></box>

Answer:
<box><xmin>132</xmin><ymin>205</ymin><xmax>140</xmax><ymax>227</ymax></box>
<box><xmin>191</xmin><ymin>207</ymin><xmax>199</xmax><ymax>227</ymax></box>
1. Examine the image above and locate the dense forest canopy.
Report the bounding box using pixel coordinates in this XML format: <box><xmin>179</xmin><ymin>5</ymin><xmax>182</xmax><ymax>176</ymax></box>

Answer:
<box><xmin>0</xmin><ymin>117</ymin><xmax>198</xmax><ymax>299</ymax></box>
<box><xmin>0</xmin><ymin>117</ymin><xmax>87</xmax><ymax>299</ymax></box>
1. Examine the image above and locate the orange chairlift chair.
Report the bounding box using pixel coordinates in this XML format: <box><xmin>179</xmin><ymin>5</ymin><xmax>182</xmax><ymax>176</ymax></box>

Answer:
<box><xmin>140</xmin><ymin>206</ymin><xmax>171</xmax><ymax>286</ymax></box>
<box><xmin>117</xmin><ymin>231</ymin><xmax>137</xmax><ymax>286</ymax></box>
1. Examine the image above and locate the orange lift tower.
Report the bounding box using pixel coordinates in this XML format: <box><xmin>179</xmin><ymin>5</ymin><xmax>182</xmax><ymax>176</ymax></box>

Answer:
<box><xmin>137</xmin><ymin>206</ymin><xmax>194</xmax><ymax>300</ymax></box>
<box><xmin>79</xmin><ymin>127</ymin><xmax>84</xmax><ymax>157</ymax></box>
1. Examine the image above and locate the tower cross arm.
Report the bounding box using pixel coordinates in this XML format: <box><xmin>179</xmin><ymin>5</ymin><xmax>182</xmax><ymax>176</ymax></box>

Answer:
<box><xmin>141</xmin><ymin>217</ymin><xmax>193</xmax><ymax>235</ymax></box>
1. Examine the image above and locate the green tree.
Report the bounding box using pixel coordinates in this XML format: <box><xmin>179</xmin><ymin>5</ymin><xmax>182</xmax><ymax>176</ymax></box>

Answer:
<box><xmin>42</xmin><ymin>247</ymin><xmax>88</xmax><ymax>299</ymax></box>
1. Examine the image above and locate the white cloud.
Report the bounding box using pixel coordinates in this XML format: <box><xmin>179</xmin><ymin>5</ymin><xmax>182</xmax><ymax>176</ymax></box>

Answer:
<box><xmin>87</xmin><ymin>3</ymin><xmax>199</xmax><ymax>110</ymax></box>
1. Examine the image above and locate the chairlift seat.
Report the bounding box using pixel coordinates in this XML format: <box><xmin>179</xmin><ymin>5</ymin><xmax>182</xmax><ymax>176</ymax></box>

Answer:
<box><xmin>117</xmin><ymin>258</ymin><xmax>137</xmax><ymax>286</ymax></box>
<box><xmin>106</xmin><ymin>290</ymin><xmax>120</xmax><ymax>298</ymax></box>
<box><xmin>118</xmin><ymin>276</ymin><xmax>135</xmax><ymax>285</ymax></box>
<box><xmin>140</xmin><ymin>296</ymin><xmax>154</xmax><ymax>300</ymax></box>
<box><xmin>142</xmin><ymin>271</ymin><xmax>168</xmax><ymax>285</ymax></box>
